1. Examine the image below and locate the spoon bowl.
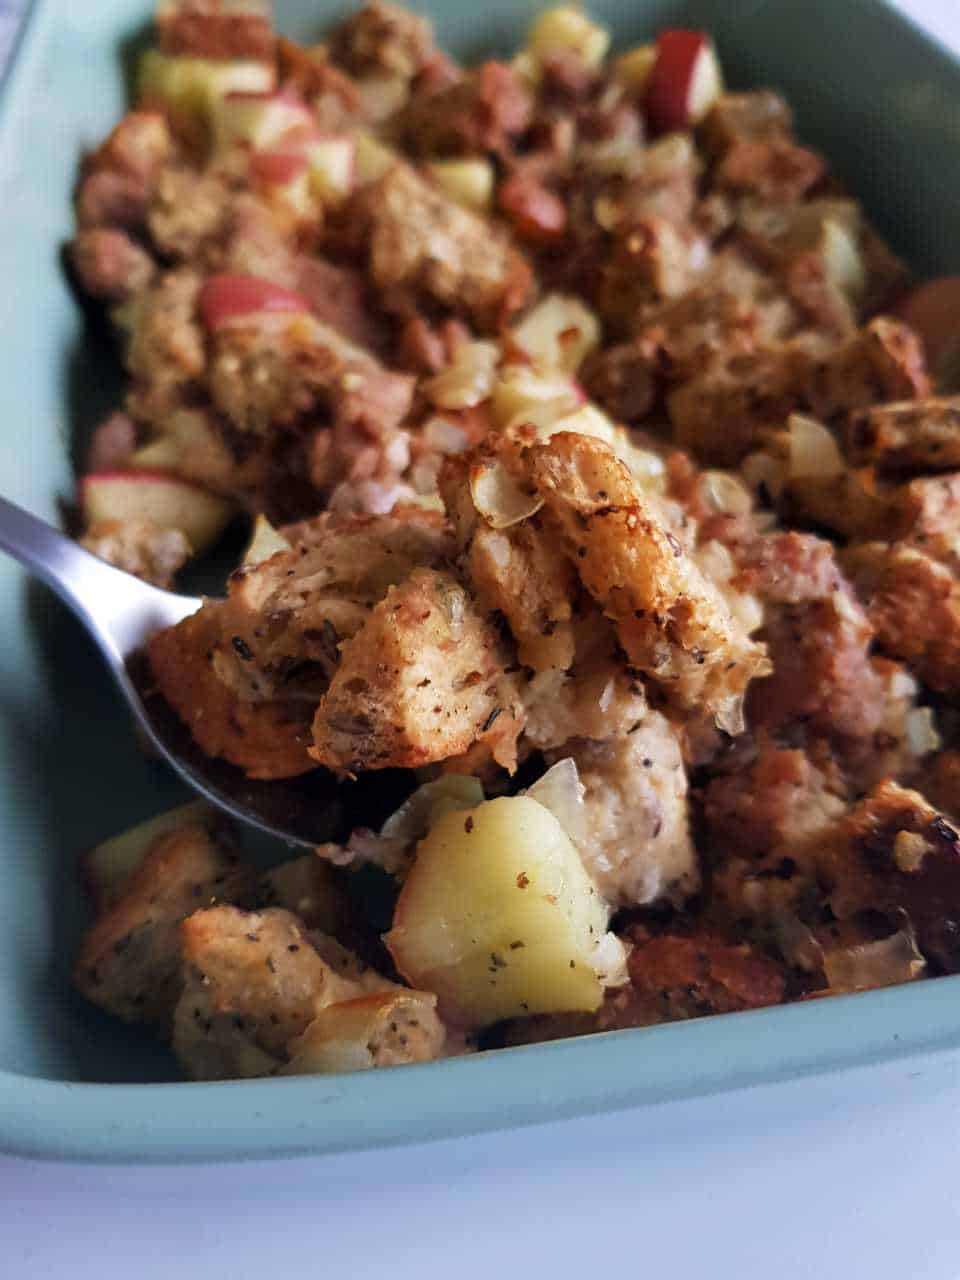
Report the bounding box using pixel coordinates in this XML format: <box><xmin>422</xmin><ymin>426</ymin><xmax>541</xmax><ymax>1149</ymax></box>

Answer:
<box><xmin>0</xmin><ymin>494</ymin><xmax>339</xmax><ymax>847</ymax></box>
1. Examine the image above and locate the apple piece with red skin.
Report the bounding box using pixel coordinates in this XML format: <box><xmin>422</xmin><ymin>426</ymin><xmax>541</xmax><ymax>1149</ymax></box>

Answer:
<box><xmin>896</xmin><ymin>277</ymin><xmax>960</xmax><ymax>390</ymax></box>
<box><xmin>79</xmin><ymin>800</ymin><xmax>214</xmax><ymax>915</ymax></box>
<box><xmin>80</xmin><ymin>470</ymin><xmax>234</xmax><ymax>553</ymax></box>
<box><xmin>644</xmin><ymin>29</ymin><xmax>723</xmax><ymax>133</ymax></box>
<box><xmin>211</xmin><ymin>89</ymin><xmax>316</xmax><ymax>157</ymax></box>
<box><xmin>198</xmin><ymin>273</ymin><xmax>311</xmax><ymax>329</ymax></box>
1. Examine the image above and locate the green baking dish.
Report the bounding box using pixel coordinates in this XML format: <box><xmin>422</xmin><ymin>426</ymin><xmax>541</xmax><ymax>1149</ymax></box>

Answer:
<box><xmin>1</xmin><ymin>0</ymin><xmax>959</xmax><ymax>1163</ymax></box>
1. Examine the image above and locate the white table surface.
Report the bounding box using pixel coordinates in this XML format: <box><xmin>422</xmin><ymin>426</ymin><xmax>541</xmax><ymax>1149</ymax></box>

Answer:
<box><xmin>4</xmin><ymin>1</ymin><xmax>960</xmax><ymax>1275</ymax></box>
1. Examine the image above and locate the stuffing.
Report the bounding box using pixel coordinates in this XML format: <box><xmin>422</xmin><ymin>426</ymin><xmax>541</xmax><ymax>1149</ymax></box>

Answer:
<box><xmin>310</xmin><ymin>567</ymin><xmax>518</xmax><ymax>774</ymax></box>
<box><xmin>74</xmin><ymin>822</ymin><xmax>255</xmax><ymax>1025</ymax></box>
<box><xmin>147</xmin><ymin>605</ymin><xmax>317</xmax><ymax>779</ymax></box>
<box><xmin>845</xmin><ymin>395</ymin><xmax>960</xmax><ymax>473</ymax></box>
<box><xmin>553</xmin><ymin>713</ymin><xmax>698</xmax><ymax>908</ymax></box>
<box><xmin>81</xmin><ymin>518</ymin><xmax>191</xmax><ymax>588</ymax></box>
<box><xmin>69</xmin><ymin>228</ymin><xmax>155</xmax><ymax>301</ymax></box>
<box><xmin>357</xmin><ymin>164</ymin><xmax>534</xmax><ymax>328</ymax></box>
<box><xmin>529</xmin><ymin>432</ymin><xmax>770</xmax><ymax>731</ymax></box>
<box><xmin>173</xmin><ymin>906</ymin><xmax>358</xmax><ymax>1079</ymax></box>
<box><xmin>155</xmin><ymin>0</ymin><xmax>276</xmax><ymax>60</ymax></box>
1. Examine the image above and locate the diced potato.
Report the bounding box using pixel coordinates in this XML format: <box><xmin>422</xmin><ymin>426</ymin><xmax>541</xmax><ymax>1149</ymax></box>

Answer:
<box><xmin>526</xmin><ymin>6</ymin><xmax>610</xmax><ymax>74</ymax></box>
<box><xmin>80</xmin><ymin>800</ymin><xmax>215</xmax><ymax>914</ymax></box>
<box><xmin>509</xmin><ymin>294</ymin><xmax>601</xmax><ymax>374</ymax></box>
<box><xmin>426</xmin><ymin>158</ymin><xmax>495</xmax><ymax>213</ymax></box>
<box><xmin>386</xmin><ymin>796</ymin><xmax>614</xmax><ymax>1028</ymax></box>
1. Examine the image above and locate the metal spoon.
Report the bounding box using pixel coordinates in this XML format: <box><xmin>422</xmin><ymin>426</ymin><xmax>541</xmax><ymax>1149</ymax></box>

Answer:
<box><xmin>0</xmin><ymin>495</ymin><xmax>340</xmax><ymax>847</ymax></box>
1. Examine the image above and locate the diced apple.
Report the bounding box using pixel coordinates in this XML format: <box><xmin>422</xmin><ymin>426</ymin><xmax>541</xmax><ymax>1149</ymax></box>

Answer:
<box><xmin>644</xmin><ymin>29</ymin><xmax>723</xmax><ymax>133</ymax></box>
<box><xmin>615</xmin><ymin>44</ymin><xmax>657</xmax><ymax>94</ymax></box>
<box><xmin>139</xmin><ymin>49</ymin><xmax>275</xmax><ymax>130</ymax></box>
<box><xmin>249</xmin><ymin>150</ymin><xmax>317</xmax><ymax>219</ymax></box>
<box><xmin>426</xmin><ymin>158</ymin><xmax>494</xmax><ymax>213</ymax></box>
<box><xmin>80</xmin><ymin>800</ymin><xmax>213</xmax><ymax>914</ymax></box>
<box><xmin>526</xmin><ymin>6</ymin><xmax>610</xmax><ymax>74</ymax></box>
<box><xmin>306</xmin><ymin>137</ymin><xmax>356</xmax><ymax>206</ymax></box>
<box><xmin>352</xmin><ymin>128</ymin><xmax>399</xmax><ymax>184</ymax></box>
<box><xmin>385</xmin><ymin>796</ymin><xmax>613</xmax><ymax>1028</ymax></box>
<box><xmin>896</xmin><ymin>276</ymin><xmax>960</xmax><ymax>389</ymax></box>
<box><xmin>242</xmin><ymin>513</ymin><xmax>292</xmax><ymax>566</ymax></box>
<box><xmin>508</xmin><ymin>294</ymin><xmax>601</xmax><ymax>373</ymax></box>
<box><xmin>130</xmin><ymin>407</ymin><xmax>238</xmax><ymax>491</ymax></box>
<box><xmin>210</xmin><ymin>89</ymin><xmax>315</xmax><ymax>157</ymax></box>
<box><xmin>198</xmin><ymin>273</ymin><xmax>311</xmax><ymax>329</ymax></box>
<box><xmin>80</xmin><ymin>470</ymin><xmax>234</xmax><ymax>553</ymax></box>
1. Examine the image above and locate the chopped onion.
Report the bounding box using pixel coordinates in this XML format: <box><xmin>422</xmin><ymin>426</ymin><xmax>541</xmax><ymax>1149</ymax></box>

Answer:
<box><xmin>822</xmin><ymin>928</ymin><xmax>926</xmax><ymax>993</ymax></box>
<box><xmin>490</xmin><ymin>363</ymin><xmax>583</xmax><ymax>427</ymax></box>
<box><xmin>905</xmin><ymin>706</ymin><xmax>941</xmax><ymax>757</ymax></box>
<box><xmin>701</xmin><ymin>469</ymin><xmax>753</xmax><ymax>516</ymax></box>
<box><xmin>788</xmin><ymin>413</ymin><xmax>845</xmax><ymax>480</ymax></box>
<box><xmin>423</xmin><ymin>340</ymin><xmax>499</xmax><ymax>410</ymax></box>
<box><xmin>591</xmin><ymin>932</ymin><xmax>631</xmax><ymax>988</ymax></box>
<box><xmin>524</xmin><ymin>757</ymin><xmax>588</xmax><ymax>850</ymax></box>
<box><xmin>380</xmin><ymin>775</ymin><xmax>484</xmax><ymax>844</ymax></box>
<box><xmin>510</xmin><ymin>294</ymin><xmax>601</xmax><ymax>373</ymax></box>
<box><xmin>422</xmin><ymin>415</ymin><xmax>470</xmax><ymax>455</ymax></box>
<box><xmin>469</xmin><ymin>458</ymin><xmax>544</xmax><ymax>528</ymax></box>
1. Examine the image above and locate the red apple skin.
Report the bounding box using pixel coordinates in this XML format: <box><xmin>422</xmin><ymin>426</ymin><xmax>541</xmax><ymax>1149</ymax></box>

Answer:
<box><xmin>250</xmin><ymin>150</ymin><xmax>310</xmax><ymax>185</ymax></box>
<box><xmin>198</xmin><ymin>273</ymin><xmax>310</xmax><ymax>329</ymax></box>
<box><xmin>895</xmin><ymin>277</ymin><xmax>960</xmax><ymax>377</ymax></box>
<box><xmin>644</xmin><ymin>29</ymin><xmax>719</xmax><ymax>133</ymax></box>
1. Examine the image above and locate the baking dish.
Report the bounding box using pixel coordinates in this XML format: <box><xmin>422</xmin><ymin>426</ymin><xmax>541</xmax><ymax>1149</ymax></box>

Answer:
<box><xmin>1</xmin><ymin>0</ymin><xmax>959</xmax><ymax>1162</ymax></box>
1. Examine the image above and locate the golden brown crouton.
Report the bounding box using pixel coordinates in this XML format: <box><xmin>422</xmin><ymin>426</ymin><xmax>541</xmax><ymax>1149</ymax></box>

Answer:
<box><xmin>702</xmin><ymin>90</ymin><xmax>793</xmax><ymax>153</ymax></box>
<box><xmin>74</xmin><ymin>823</ymin><xmax>255</xmax><ymax>1026</ymax></box>
<box><xmin>173</xmin><ymin>906</ymin><xmax>357</xmax><ymax>1079</ymax></box>
<box><xmin>125</xmin><ymin>268</ymin><xmax>206</xmax><ymax>422</ymax></box>
<box><xmin>803</xmin><ymin>781</ymin><xmax>960</xmax><ymax>973</ymax></box>
<box><xmin>147</xmin><ymin>605</ymin><xmax>317</xmax><ymax>779</ymax></box>
<box><xmin>360</xmin><ymin>165</ymin><xmax>533</xmax><ymax>329</ymax></box>
<box><xmin>220</xmin><ymin>509</ymin><xmax>453</xmax><ymax>684</ymax></box>
<box><xmin>529</xmin><ymin>433</ymin><xmax>770</xmax><ymax>732</ymax></box>
<box><xmin>715</xmin><ymin>136</ymin><xmax>825</xmax><ymax>204</ymax></box>
<box><xmin>331</xmin><ymin>1</ymin><xmax>437</xmax><ymax>82</ymax></box>
<box><xmin>156</xmin><ymin>0</ymin><xmax>276</xmax><ymax>61</ymax></box>
<box><xmin>311</xmin><ymin>567</ymin><xmax>516</xmax><ymax>773</ymax></box>
<box><xmin>846</xmin><ymin>396</ymin><xmax>960</xmax><ymax>472</ymax></box>
<box><xmin>284</xmin><ymin>989</ymin><xmax>445</xmax><ymax>1073</ymax></box>
<box><xmin>843</xmin><ymin>541</ymin><xmax>960</xmax><ymax>694</ymax></box>
<box><xmin>208</xmin><ymin>312</ymin><xmax>415</xmax><ymax>437</ymax></box>
<box><xmin>440</xmin><ymin>449</ymin><xmax>578</xmax><ymax>674</ymax></box>
<box><xmin>803</xmin><ymin>316</ymin><xmax>931</xmax><ymax>419</ymax></box>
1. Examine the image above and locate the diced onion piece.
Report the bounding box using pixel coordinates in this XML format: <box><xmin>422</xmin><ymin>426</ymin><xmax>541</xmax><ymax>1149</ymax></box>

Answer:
<box><xmin>524</xmin><ymin>757</ymin><xmax>588</xmax><ymax>851</ymax></box>
<box><xmin>590</xmin><ymin>931</ymin><xmax>631</xmax><ymax>988</ymax></box>
<box><xmin>700</xmin><ymin>469</ymin><xmax>753</xmax><ymax>516</ymax></box>
<box><xmin>422</xmin><ymin>340</ymin><xmax>499</xmax><ymax>410</ymax></box>
<box><xmin>526</xmin><ymin>6</ymin><xmax>611</xmax><ymax>73</ymax></box>
<box><xmin>822</xmin><ymin>928</ymin><xmax>926</xmax><ymax>994</ymax></box>
<box><xmin>787</xmin><ymin>413</ymin><xmax>845</xmax><ymax>480</ymax></box>
<box><xmin>469</xmin><ymin>457</ymin><xmax>544</xmax><ymax>529</ymax></box>
<box><xmin>381</xmin><ymin>775</ymin><xmax>485</xmax><ymax>844</ymax></box>
<box><xmin>490</xmin><ymin>363</ymin><xmax>583</xmax><ymax>427</ymax></box>
<box><xmin>905</xmin><ymin>706</ymin><xmax>941</xmax><ymax>757</ymax></box>
<box><xmin>426</xmin><ymin>158</ymin><xmax>495</xmax><ymax>213</ymax></box>
<box><xmin>422</xmin><ymin>416</ymin><xmax>470</xmax><ymax>455</ymax></box>
<box><xmin>742</xmin><ymin>446</ymin><xmax>788</xmax><ymax>501</ymax></box>
<box><xmin>242</xmin><ymin>514</ymin><xmax>291</xmax><ymax>566</ymax></box>
<box><xmin>510</xmin><ymin>294</ymin><xmax>601</xmax><ymax>373</ymax></box>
